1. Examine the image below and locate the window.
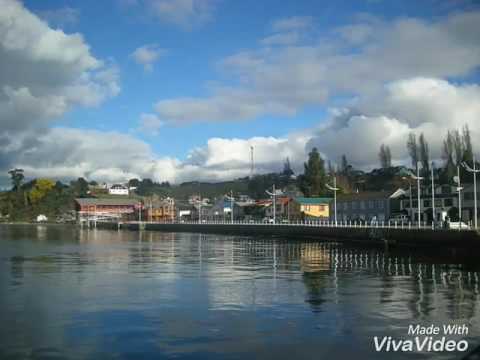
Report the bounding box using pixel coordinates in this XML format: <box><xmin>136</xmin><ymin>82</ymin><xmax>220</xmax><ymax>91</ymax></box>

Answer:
<box><xmin>464</xmin><ymin>193</ymin><xmax>474</xmax><ymax>200</ymax></box>
<box><xmin>369</xmin><ymin>200</ymin><xmax>374</xmax><ymax>209</ymax></box>
<box><xmin>444</xmin><ymin>198</ymin><xmax>453</xmax><ymax>206</ymax></box>
<box><xmin>423</xmin><ymin>200</ymin><xmax>431</xmax><ymax>207</ymax></box>
<box><xmin>352</xmin><ymin>202</ymin><xmax>357</xmax><ymax>210</ymax></box>
<box><xmin>378</xmin><ymin>200</ymin><xmax>384</xmax><ymax>209</ymax></box>
<box><xmin>360</xmin><ymin>201</ymin><xmax>366</xmax><ymax>209</ymax></box>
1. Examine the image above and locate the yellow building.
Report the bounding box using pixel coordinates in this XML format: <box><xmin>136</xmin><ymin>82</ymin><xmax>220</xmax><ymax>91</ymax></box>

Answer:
<box><xmin>292</xmin><ymin>197</ymin><xmax>331</xmax><ymax>219</ymax></box>
<box><xmin>146</xmin><ymin>197</ymin><xmax>175</xmax><ymax>221</ymax></box>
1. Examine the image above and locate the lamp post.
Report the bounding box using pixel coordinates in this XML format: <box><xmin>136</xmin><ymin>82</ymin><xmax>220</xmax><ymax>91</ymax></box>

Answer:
<box><xmin>408</xmin><ymin>164</ymin><xmax>424</xmax><ymax>228</ymax></box>
<box><xmin>326</xmin><ymin>176</ymin><xmax>339</xmax><ymax>225</ymax></box>
<box><xmin>266</xmin><ymin>184</ymin><xmax>277</xmax><ymax>224</ymax></box>
<box><xmin>454</xmin><ymin>167</ymin><xmax>463</xmax><ymax>229</ymax></box>
<box><xmin>462</xmin><ymin>156</ymin><xmax>479</xmax><ymax>229</ymax></box>
<box><xmin>402</xmin><ymin>177</ymin><xmax>413</xmax><ymax>222</ymax></box>
<box><xmin>225</xmin><ymin>190</ymin><xmax>235</xmax><ymax>223</ymax></box>
<box><xmin>431</xmin><ymin>163</ymin><xmax>435</xmax><ymax>228</ymax></box>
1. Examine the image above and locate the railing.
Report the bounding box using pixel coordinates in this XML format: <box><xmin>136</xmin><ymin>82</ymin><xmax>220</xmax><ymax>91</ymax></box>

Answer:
<box><xmin>112</xmin><ymin>219</ymin><xmax>470</xmax><ymax>231</ymax></box>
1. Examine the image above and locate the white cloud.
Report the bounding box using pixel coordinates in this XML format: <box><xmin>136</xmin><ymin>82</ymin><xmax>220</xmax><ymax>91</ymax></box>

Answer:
<box><xmin>0</xmin><ymin>0</ymin><xmax>119</xmax><ymax>174</ymax></box>
<box><xmin>307</xmin><ymin>78</ymin><xmax>480</xmax><ymax>168</ymax></box>
<box><xmin>36</xmin><ymin>7</ymin><xmax>80</xmax><ymax>28</ymax></box>
<box><xmin>260</xmin><ymin>31</ymin><xmax>300</xmax><ymax>46</ymax></box>
<box><xmin>152</xmin><ymin>11</ymin><xmax>480</xmax><ymax>124</ymax></box>
<box><xmin>11</xmin><ymin>127</ymin><xmax>308</xmax><ymax>184</ymax></box>
<box><xmin>138</xmin><ymin>113</ymin><xmax>165</xmax><ymax>135</ymax></box>
<box><xmin>131</xmin><ymin>44</ymin><xmax>167</xmax><ymax>71</ymax></box>
<box><xmin>271</xmin><ymin>16</ymin><xmax>313</xmax><ymax>32</ymax></box>
<box><xmin>147</xmin><ymin>0</ymin><xmax>217</xmax><ymax>29</ymax></box>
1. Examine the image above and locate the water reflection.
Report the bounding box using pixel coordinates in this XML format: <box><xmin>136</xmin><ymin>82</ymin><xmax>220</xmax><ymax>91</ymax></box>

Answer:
<box><xmin>0</xmin><ymin>225</ymin><xmax>479</xmax><ymax>359</ymax></box>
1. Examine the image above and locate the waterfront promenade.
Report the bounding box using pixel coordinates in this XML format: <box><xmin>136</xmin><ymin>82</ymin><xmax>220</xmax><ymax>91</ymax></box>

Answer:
<box><xmin>90</xmin><ymin>219</ymin><xmax>480</xmax><ymax>250</ymax></box>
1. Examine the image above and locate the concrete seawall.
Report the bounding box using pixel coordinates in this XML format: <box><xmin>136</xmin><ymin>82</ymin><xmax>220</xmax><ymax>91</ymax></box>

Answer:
<box><xmin>95</xmin><ymin>222</ymin><xmax>480</xmax><ymax>249</ymax></box>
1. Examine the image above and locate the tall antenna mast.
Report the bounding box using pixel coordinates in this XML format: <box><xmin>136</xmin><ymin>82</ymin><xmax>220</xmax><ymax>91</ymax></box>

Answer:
<box><xmin>250</xmin><ymin>146</ymin><xmax>254</xmax><ymax>178</ymax></box>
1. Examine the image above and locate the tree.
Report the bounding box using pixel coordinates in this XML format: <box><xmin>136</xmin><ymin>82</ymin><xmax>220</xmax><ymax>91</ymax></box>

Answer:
<box><xmin>462</xmin><ymin>124</ymin><xmax>473</xmax><ymax>164</ymax></box>
<box><xmin>29</xmin><ymin>179</ymin><xmax>56</xmax><ymax>204</ymax></box>
<box><xmin>418</xmin><ymin>133</ymin><xmax>430</xmax><ymax>178</ymax></box>
<box><xmin>340</xmin><ymin>154</ymin><xmax>349</xmax><ymax>175</ymax></box>
<box><xmin>406</xmin><ymin>133</ymin><xmax>418</xmax><ymax>171</ymax></box>
<box><xmin>378</xmin><ymin>144</ymin><xmax>392</xmax><ymax>169</ymax></box>
<box><xmin>8</xmin><ymin>168</ymin><xmax>24</xmax><ymax>192</ymax></box>
<box><xmin>282</xmin><ymin>157</ymin><xmax>294</xmax><ymax>177</ymax></box>
<box><xmin>71</xmin><ymin>177</ymin><xmax>89</xmax><ymax>197</ymax></box>
<box><xmin>299</xmin><ymin>148</ymin><xmax>326</xmax><ymax>197</ymax></box>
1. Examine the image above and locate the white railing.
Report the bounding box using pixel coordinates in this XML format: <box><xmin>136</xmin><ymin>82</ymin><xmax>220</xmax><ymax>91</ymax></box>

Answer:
<box><xmin>116</xmin><ymin>219</ymin><xmax>468</xmax><ymax>231</ymax></box>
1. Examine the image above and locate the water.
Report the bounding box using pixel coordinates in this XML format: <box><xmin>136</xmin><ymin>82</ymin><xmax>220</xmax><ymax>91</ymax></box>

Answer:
<box><xmin>0</xmin><ymin>225</ymin><xmax>479</xmax><ymax>360</ymax></box>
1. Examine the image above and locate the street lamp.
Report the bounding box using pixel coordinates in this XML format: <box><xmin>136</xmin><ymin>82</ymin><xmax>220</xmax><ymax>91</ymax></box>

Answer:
<box><xmin>225</xmin><ymin>190</ymin><xmax>235</xmax><ymax>223</ymax></box>
<box><xmin>407</xmin><ymin>164</ymin><xmax>424</xmax><ymax>228</ymax></box>
<box><xmin>453</xmin><ymin>166</ymin><xmax>464</xmax><ymax>228</ymax></box>
<box><xmin>326</xmin><ymin>176</ymin><xmax>339</xmax><ymax>225</ymax></box>
<box><xmin>265</xmin><ymin>184</ymin><xmax>277</xmax><ymax>224</ymax></box>
<box><xmin>401</xmin><ymin>176</ymin><xmax>413</xmax><ymax>222</ymax></box>
<box><xmin>462</xmin><ymin>156</ymin><xmax>479</xmax><ymax>229</ymax></box>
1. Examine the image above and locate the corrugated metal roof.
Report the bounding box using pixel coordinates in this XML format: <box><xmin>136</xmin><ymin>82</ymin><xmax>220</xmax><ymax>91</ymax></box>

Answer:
<box><xmin>336</xmin><ymin>191</ymin><xmax>393</xmax><ymax>201</ymax></box>
<box><xmin>75</xmin><ymin>198</ymin><xmax>140</xmax><ymax>206</ymax></box>
<box><xmin>295</xmin><ymin>197</ymin><xmax>332</xmax><ymax>204</ymax></box>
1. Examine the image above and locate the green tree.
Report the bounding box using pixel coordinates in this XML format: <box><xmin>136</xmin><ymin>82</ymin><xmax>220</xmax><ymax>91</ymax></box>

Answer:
<box><xmin>29</xmin><ymin>179</ymin><xmax>56</xmax><ymax>204</ymax></box>
<box><xmin>418</xmin><ymin>133</ymin><xmax>430</xmax><ymax>178</ymax></box>
<box><xmin>71</xmin><ymin>177</ymin><xmax>89</xmax><ymax>197</ymax></box>
<box><xmin>299</xmin><ymin>147</ymin><xmax>326</xmax><ymax>197</ymax></box>
<box><xmin>406</xmin><ymin>133</ymin><xmax>418</xmax><ymax>172</ymax></box>
<box><xmin>8</xmin><ymin>168</ymin><xmax>24</xmax><ymax>192</ymax></box>
<box><xmin>378</xmin><ymin>144</ymin><xmax>392</xmax><ymax>169</ymax></box>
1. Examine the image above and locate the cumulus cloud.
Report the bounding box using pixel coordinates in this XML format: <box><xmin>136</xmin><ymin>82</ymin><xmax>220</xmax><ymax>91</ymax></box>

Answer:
<box><xmin>0</xmin><ymin>0</ymin><xmax>119</xmax><ymax>177</ymax></box>
<box><xmin>36</xmin><ymin>7</ymin><xmax>80</xmax><ymax>28</ymax></box>
<box><xmin>152</xmin><ymin>11</ymin><xmax>480</xmax><ymax>124</ymax></box>
<box><xmin>138</xmin><ymin>113</ymin><xmax>165</xmax><ymax>135</ymax></box>
<box><xmin>149</xmin><ymin>0</ymin><xmax>216</xmax><ymax>28</ymax></box>
<box><xmin>307</xmin><ymin>78</ymin><xmax>480</xmax><ymax>168</ymax></box>
<box><xmin>131</xmin><ymin>44</ymin><xmax>167</xmax><ymax>71</ymax></box>
<box><xmin>271</xmin><ymin>16</ymin><xmax>313</xmax><ymax>32</ymax></box>
<box><xmin>9</xmin><ymin>127</ymin><xmax>308</xmax><ymax>184</ymax></box>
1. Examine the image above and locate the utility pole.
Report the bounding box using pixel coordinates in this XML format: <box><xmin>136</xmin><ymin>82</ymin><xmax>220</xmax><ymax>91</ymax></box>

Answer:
<box><xmin>431</xmin><ymin>163</ymin><xmax>435</xmax><ymax>228</ymax></box>
<box><xmin>455</xmin><ymin>166</ymin><xmax>463</xmax><ymax>229</ymax></box>
<box><xmin>250</xmin><ymin>146</ymin><xmax>254</xmax><ymax>178</ymax></box>
<box><xmin>265</xmin><ymin>184</ymin><xmax>277</xmax><ymax>224</ymax></box>
<box><xmin>198</xmin><ymin>195</ymin><xmax>202</xmax><ymax>223</ymax></box>
<box><xmin>326</xmin><ymin>176</ymin><xmax>339</xmax><ymax>225</ymax></box>
<box><xmin>225</xmin><ymin>191</ymin><xmax>235</xmax><ymax>223</ymax></box>
<box><xmin>409</xmin><ymin>164</ymin><xmax>424</xmax><ymax>228</ymax></box>
<box><xmin>462</xmin><ymin>155</ymin><xmax>479</xmax><ymax>229</ymax></box>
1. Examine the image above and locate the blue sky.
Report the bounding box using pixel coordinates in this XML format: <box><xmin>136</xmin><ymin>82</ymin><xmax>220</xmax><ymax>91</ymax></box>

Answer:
<box><xmin>24</xmin><ymin>0</ymin><xmax>474</xmax><ymax>157</ymax></box>
<box><xmin>1</xmin><ymin>0</ymin><xmax>480</xmax><ymax>184</ymax></box>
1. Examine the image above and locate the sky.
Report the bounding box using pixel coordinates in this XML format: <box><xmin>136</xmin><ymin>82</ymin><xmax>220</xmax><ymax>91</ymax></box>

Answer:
<box><xmin>1</xmin><ymin>0</ymin><xmax>480</xmax><ymax>186</ymax></box>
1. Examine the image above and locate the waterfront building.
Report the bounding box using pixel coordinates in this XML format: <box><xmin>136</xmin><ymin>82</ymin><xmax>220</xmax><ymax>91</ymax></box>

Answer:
<box><xmin>145</xmin><ymin>196</ymin><xmax>175</xmax><ymax>222</ymax></box>
<box><xmin>291</xmin><ymin>197</ymin><xmax>331</xmax><ymax>220</ymax></box>
<box><xmin>108</xmin><ymin>184</ymin><xmax>129</xmax><ymax>196</ymax></box>
<box><xmin>75</xmin><ymin>198</ymin><xmax>141</xmax><ymax>222</ymax></box>
<box><xmin>332</xmin><ymin>191</ymin><xmax>401</xmax><ymax>222</ymax></box>
<box><xmin>206</xmin><ymin>196</ymin><xmax>245</xmax><ymax>221</ymax></box>
<box><xmin>399</xmin><ymin>183</ymin><xmax>480</xmax><ymax>223</ymax></box>
<box><xmin>264</xmin><ymin>197</ymin><xmax>294</xmax><ymax>220</ymax></box>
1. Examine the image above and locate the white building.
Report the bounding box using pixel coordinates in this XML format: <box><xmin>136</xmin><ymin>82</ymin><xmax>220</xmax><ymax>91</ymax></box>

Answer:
<box><xmin>108</xmin><ymin>184</ymin><xmax>129</xmax><ymax>196</ymax></box>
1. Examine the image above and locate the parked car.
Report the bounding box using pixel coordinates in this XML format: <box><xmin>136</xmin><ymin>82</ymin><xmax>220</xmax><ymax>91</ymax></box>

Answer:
<box><xmin>389</xmin><ymin>214</ymin><xmax>410</xmax><ymax>222</ymax></box>
<box><xmin>448</xmin><ymin>221</ymin><xmax>471</xmax><ymax>230</ymax></box>
<box><xmin>262</xmin><ymin>217</ymin><xmax>274</xmax><ymax>224</ymax></box>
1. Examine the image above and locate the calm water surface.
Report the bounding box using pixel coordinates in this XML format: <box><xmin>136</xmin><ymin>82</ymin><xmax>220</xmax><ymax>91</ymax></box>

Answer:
<box><xmin>0</xmin><ymin>225</ymin><xmax>479</xmax><ymax>359</ymax></box>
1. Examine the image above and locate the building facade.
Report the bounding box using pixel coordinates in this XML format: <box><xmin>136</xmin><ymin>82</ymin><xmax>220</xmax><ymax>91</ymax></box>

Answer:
<box><xmin>108</xmin><ymin>184</ymin><xmax>129</xmax><ymax>196</ymax></box>
<box><xmin>75</xmin><ymin>198</ymin><xmax>141</xmax><ymax>221</ymax></box>
<box><xmin>332</xmin><ymin>191</ymin><xmax>397</xmax><ymax>222</ymax></box>
<box><xmin>292</xmin><ymin>197</ymin><xmax>331</xmax><ymax>219</ymax></box>
<box><xmin>146</xmin><ymin>197</ymin><xmax>175</xmax><ymax>222</ymax></box>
